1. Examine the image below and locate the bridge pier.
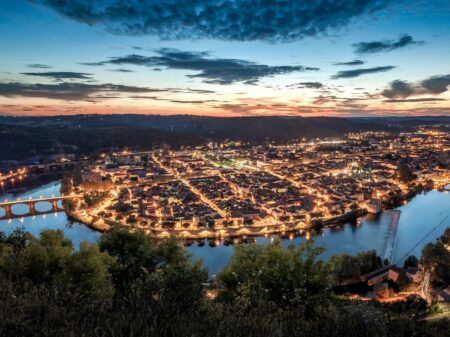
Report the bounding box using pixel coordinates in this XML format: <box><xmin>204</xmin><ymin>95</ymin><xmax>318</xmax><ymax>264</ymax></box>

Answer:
<box><xmin>2</xmin><ymin>205</ymin><xmax>12</xmax><ymax>219</ymax></box>
<box><xmin>29</xmin><ymin>202</ymin><xmax>36</xmax><ymax>216</ymax></box>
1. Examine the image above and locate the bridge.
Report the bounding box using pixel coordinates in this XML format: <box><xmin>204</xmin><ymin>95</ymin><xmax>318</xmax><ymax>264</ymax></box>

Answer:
<box><xmin>0</xmin><ymin>196</ymin><xmax>78</xmax><ymax>220</ymax></box>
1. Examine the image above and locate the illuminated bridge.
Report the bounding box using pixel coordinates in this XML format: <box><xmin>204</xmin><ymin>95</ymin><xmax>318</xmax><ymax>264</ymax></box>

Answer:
<box><xmin>0</xmin><ymin>196</ymin><xmax>78</xmax><ymax>220</ymax></box>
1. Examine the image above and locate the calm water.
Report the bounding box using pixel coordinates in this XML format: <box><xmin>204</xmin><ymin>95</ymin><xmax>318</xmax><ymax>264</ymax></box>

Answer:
<box><xmin>1</xmin><ymin>182</ymin><xmax>449</xmax><ymax>275</ymax></box>
<box><xmin>0</xmin><ymin>182</ymin><xmax>102</xmax><ymax>248</ymax></box>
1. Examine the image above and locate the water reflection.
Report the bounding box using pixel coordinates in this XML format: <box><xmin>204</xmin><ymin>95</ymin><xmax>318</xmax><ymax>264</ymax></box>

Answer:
<box><xmin>187</xmin><ymin>213</ymin><xmax>395</xmax><ymax>275</ymax></box>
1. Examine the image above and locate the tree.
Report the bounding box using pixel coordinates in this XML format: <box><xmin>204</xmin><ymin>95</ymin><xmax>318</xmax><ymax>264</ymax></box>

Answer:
<box><xmin>16</xmin><ymin>230</ymin><xmax>72</xmax><ymax>284</ymax></box>
<box><xmin>64</xmin><ymin>242</ymin><xmax>115</xmax><ymax>299</ymax></box>
<box><xmin>218</xmin><ymin>240</ymin><xmax>332</xmax><ymax>312</ymax></box>
<box><xmin>350</xmin><ymin>203</ymin><xmax>359</xmax><ymax>212</ymax></box>
<box><xmin>397</xmin><ymin>164</ymin><xmax>414</xmax><ymax>182</ymax></box>
<box><xmin>421</xmin><ymin>242</ymin><xmax>450</xmax><ymax>284</ymax></box>
<box><xmin>99</xmin><ymin>229</ymin><xmax>160</xmax><ymax>289</ymax></box>
<box><xmin>440</xmin><ymin>228</ymin><xmax>450</xmax><ymax>246</ymax></box>
<box><xmin>357</xmin><ymin>250</ymin><xmax>384</xmax><ymax>274</ymax></box>
<box><xmin>99</xmin><ymin>229</ymin><xmax>208</xmax><ymax>300</ymax></box>
<box><xmin>404</xmin><ymin>255</ymin><xmax>419</xmax><ymax>269</ymax></box>
<box><xmin>330</xmin><ymin>254</ymin><xmax>361</xmax><ymax>283</ymax></box>
<box><xmin>0</xmin><ymin>229</ymin><xmax>115</xmax><ymax>300</ymax></box>
<box><xmin>330</xmin><ymin>250</ymin><xmax>384</xmax><ymax>284</ymax></box>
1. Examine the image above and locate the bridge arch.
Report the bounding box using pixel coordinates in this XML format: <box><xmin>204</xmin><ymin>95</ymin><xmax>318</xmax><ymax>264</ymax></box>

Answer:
<box><xmin>34</xmin><ymin>201</ymin><xmax>53</xmax><ymax>213</ymax></box>
<box><xmin>10</xmin><ymin>204</ymin><xmax>29</xmax><ymax>216</ymax></box>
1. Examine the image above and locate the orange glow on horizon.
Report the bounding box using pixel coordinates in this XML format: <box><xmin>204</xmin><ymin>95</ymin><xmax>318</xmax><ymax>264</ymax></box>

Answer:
<box><xmin>1</xmin><ymin>95</ymin><xmax>449</xmax><ymax>118</ymax></box>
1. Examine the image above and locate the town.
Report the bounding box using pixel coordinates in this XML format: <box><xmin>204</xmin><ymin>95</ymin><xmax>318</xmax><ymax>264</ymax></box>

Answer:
<box><xmin>64</xmin><ymin>129</ymin><xmax>450</xmax><ymax>239</ymax></box>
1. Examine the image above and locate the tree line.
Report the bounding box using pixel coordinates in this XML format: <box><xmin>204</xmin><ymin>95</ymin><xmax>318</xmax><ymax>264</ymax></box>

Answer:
<box><xmin>0</xmin><ymin>228</ymin><xmax>449</xmax><ymax>337</ymax></box>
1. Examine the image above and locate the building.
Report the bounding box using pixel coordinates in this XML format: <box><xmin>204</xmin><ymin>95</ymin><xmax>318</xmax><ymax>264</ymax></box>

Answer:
<box><xmin>82</xmin><ymin>171</ymin><xmax>102</xmax><ymax>183</ymax></box>
<box><xmin>366</xmin><ymin>199</ymin><xmax>382</xmax><ymax>214</ymax></box>
<box><xmin>435</xmin><ymin>287</ymin><xmax>450</xmax><ymax>302</ymax></box>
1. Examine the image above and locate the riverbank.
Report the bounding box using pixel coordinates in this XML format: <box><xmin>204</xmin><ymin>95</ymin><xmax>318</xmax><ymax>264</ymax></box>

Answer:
<box><xmin>67</xmin><ymin>205</ymin><xmax>309</xmax><ymax>239</ymax></box>
<box><xmin>67</xmin><ymin>209</ymin><xmax>110</xmax><ymax>232</ymax></box>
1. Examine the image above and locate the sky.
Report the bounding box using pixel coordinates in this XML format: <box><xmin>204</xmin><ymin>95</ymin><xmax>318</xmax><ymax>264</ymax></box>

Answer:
<box><xmin>0</xmin><ymin>0</ymin><xmax>449</xmax><ymax>117</ymax></box>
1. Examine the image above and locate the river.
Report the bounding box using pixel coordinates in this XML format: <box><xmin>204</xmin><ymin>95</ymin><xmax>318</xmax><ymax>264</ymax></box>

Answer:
<box><xmin>1</xmin><ymin>181</ymin><xmax>449</xmax><ymax>275</ymax></box>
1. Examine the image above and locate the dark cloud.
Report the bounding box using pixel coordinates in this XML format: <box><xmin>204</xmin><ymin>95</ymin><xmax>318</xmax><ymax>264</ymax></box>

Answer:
<box><xmin>381</xmin><ymin>80</ymin><xmax>415</xmax><ymax>98</ymax></box>
<box><xmin>21</xmin><ymin>71</ymin><xmax>94</xmax><ymax>80</ymax></box>
<box><xmin>353</xmin><ymin>34</ymin><xmax>423</xmax><ymax>54</ymax></box>
<box><xmin>287</xmin><ymin>82</ymin><xmax>323</xmax><ymax>89</ymax></box>
<box><xmin>0</xmin><ymin>81</ymin><xmax>216</xmax><ymax>102</ymax></box>
<box><xmin>82</xmin><ymin>48</ymin><xmax>318</xmax><ymax>84</ymax></box>
<box><xmin>79</xmin><ymin>62</ymin><xmax>106</xmax><ymax>66</ymax></box>
<box><xmin>32</xmin><ymin>0</ymin><xmax>392</xmax><ymax>42</ymax></box>
<box><xmin>381</xmin><ymin>75</ymin><xmax>450</xmax><ymax>98</ymax></box>
<box><xmin>0</xmin><ymin>82</ymin><xmax>169</xmax><ymax>101</ymax></box>
<box><xmin>108</xmin><ymin>68</ymin><xmax>134</xmax><ymax>73</ymax></box>
<box><xmin>383</xmin><ymin>98</ymin><xmax>446</xmax><ymax>103</ymax></box>
<box><xmin>421</xmin><ymin>74</ymin><xmax>450</xmax><ymax>94</ymax></box>
<box><xmin>333</xmin><ymin>60</ymin><xmax>365</xmax><ymax>66</ymax></box>
<box><xmin>331</xmin><ymin>66</ymin><xmax>395</xmax><ymax>79</ymax></box>
<box><xmin>27</xmin><ymin>64</ymin><xmax>52</xmax><ymax>69</ymax></box>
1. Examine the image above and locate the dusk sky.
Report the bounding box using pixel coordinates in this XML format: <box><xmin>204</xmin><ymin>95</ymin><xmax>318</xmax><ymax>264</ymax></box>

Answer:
<box><xmin>1</xmin><ymin>0</ymin><xmax>449</xmax><ymax>117</ymax></box>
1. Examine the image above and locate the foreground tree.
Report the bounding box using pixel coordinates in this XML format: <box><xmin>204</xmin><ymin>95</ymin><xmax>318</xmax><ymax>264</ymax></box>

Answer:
<box><xmin>218</xmin><ymin>240</ymin><xmax>332</xmax><ymax>314</ymax></box>
<box><xmin>1</xmin><ymin>229</ymin><xmax>450</xmax><ymax>337</ymax></box>
<box><xmin>440</xmin><ymin>228</ymin><xmax>450</xmax><ymax>246</ymax></box>
<box><xmin>330</xmin><ymin>250</ymin><xmax>385</xmax><ymax>284</ymax></box>
<box><xmin>421</xmin><ymin>242</ymin><xmax>450</xmax><ymax>284</ymax></box>
<box><xmin>404</xmin><ymin>255</ymin><xmax>419</xmax><ymax>269</ymax></box>
<box><xmin>99</xmin><ymin>229</ymin><xmax>207</xmax><ymax>309</ymax></box>
<box><xmin>63</xmin><ymin>242</ymin><xmax>115</xmax><ymax>299</ymax></box>
<box><xmin>0</xmin><ymin>229</ymin><xmax>115</xmax><ymax>300</ymax></box>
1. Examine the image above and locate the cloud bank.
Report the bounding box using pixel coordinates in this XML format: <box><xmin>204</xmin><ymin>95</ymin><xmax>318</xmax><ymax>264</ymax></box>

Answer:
<box><xmin>21</xmin><ymin>71</ymin><xmax>94</xmax><ymax>80</ymax></box>
<box><xmin>82</xmin><ymin>48</ymin><xmax>319</xmax><ymax>84</ymax></box>
<box><xmin>353</xmin><ymin>34</ymin><xmax>423</xmax><ymax>54</ymax></box>
<box><xmin>333</xmin><ymin>60</ymin><xmax>365</xmax><ymax>66</ymax></box>
<box><xmin>381</xmin><ymin>75</ymin><xmax>450</xmax><ymax>98</ymax></box>
<box><xmin>0</xmin><ymin>82</ymin><xmax>213</xmax><ymax>101</ymax></box>
<box><xmin>32</xmin><ymin>0</ymin><xmax>392</xmax><ymax>42</ymax></box>
<box><xmin>27</xmin><ymin>64</ymin><xmax>52</xmax><ymax>69</ymax></box>
<box><xmin>332</xmin><ymin>66</ymin><xmax>395</xmax><ymax>79</ymax></box>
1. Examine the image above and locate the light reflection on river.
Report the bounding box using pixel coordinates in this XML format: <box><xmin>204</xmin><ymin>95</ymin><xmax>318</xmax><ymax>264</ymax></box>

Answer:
<box><xmin>1</xmin><ymin>182</ymin><xmax>449</xmax><ymax>275</ymax></box>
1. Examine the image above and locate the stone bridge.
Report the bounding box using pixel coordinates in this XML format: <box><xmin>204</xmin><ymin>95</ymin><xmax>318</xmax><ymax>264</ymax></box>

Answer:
<box><xmin>0</xmin><ymin>196</ymin><xmax>78</xmax><ymax>220</ymax></box>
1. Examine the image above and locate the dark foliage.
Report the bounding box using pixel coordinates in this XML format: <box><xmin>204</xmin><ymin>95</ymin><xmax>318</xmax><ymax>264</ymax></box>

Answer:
<box><xmin>0</xmin><ymin>228</ymin><xmax>449</xmax><ymax>337</ymax></box>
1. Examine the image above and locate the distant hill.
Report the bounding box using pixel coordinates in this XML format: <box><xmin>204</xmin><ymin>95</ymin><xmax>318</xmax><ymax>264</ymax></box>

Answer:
<box><xmin>1</xmin><ymin>114</ymin><xmax>448</xmax><ymax>162</ymax></box>
<box><xmin>0</xmin><ymin>123</ymin><xmax>203</xmax><ymax>161</ymax></box>
<box><xmin>0</xmin><ymin>114</ymin><xmax>393</xmax><ymax>140</ymax></box>
<box><xmin>351</xmin><ymin>116</ymin><xmax>450</xmax><ymax>126</ymax></box>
